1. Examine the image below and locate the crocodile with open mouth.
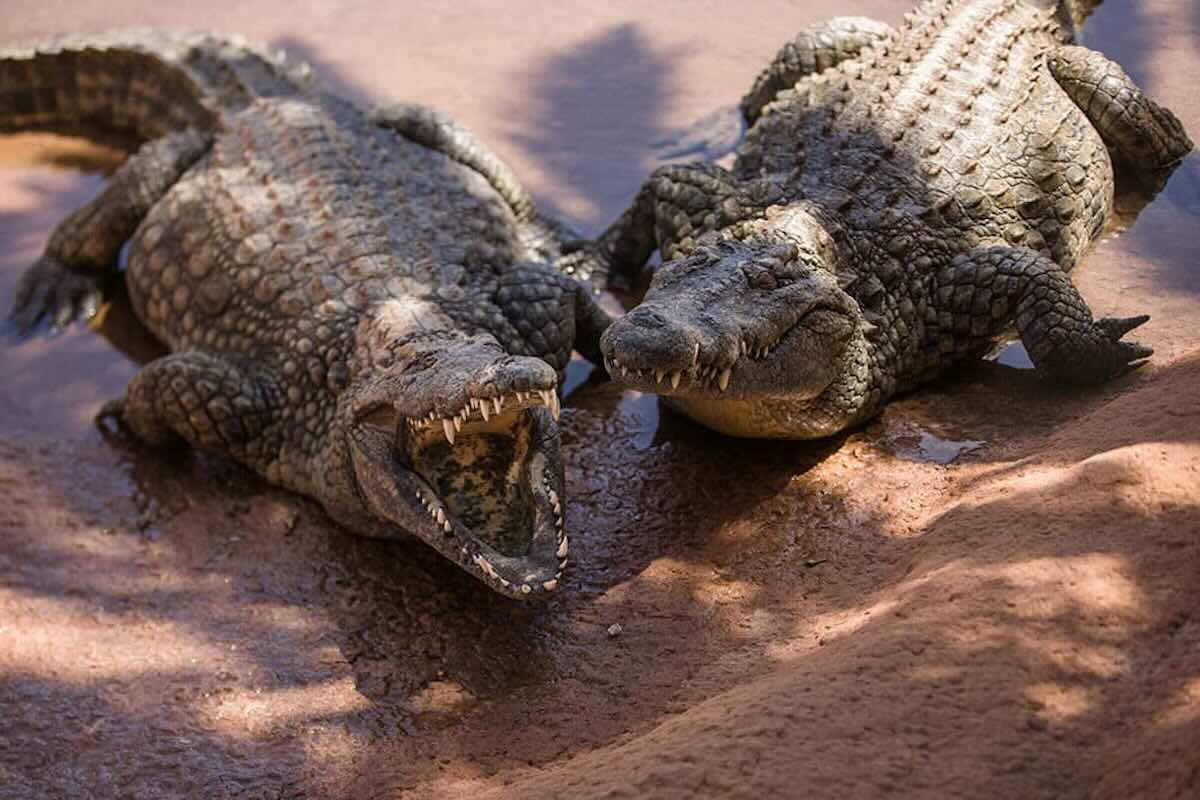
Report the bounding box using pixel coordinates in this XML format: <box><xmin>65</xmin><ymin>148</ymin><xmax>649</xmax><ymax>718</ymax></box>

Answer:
<box><xmin>2</xmin><ymin>31</ymin><xmax>608</xmax><ymax>596</ymax></box>
<box><xmin>561</xmin><ymin>0</ymin><xmax>1192</xmax><ymax>438</ymax></box>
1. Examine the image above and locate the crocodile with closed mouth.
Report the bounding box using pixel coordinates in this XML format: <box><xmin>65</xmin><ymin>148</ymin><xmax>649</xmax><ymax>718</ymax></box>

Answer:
<box><xmin>561</xmin><ymin>0</ymin><xmax>1192</xmax><ymax>438</ymax></box>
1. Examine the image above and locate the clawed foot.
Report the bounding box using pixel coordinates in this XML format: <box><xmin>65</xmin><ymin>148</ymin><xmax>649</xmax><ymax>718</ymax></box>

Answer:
<box><xmin>1056</xmin><ymin>314</ymin><xmax>1154</xmax><ymax>384</ymax></box>
<box><xmin>5</xmin><ymin>256</ymin><xmax>107</xmax><ymax>338</ymax></box>
<box><xmin>652</xmin><ymin>105</ymin><xmax>746</xmax><ymax>161</ymax></box>
<box><xmin>555</xmin><ymin>249</ymin><xmax>617</xmax><ymax>293</ymax></box>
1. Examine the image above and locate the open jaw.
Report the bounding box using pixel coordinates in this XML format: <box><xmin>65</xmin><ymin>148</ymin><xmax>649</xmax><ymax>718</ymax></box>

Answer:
<box><xmin>353</xmin><ymin>389</ymin><xmax>568</xmax><ymax>599</ymax></box>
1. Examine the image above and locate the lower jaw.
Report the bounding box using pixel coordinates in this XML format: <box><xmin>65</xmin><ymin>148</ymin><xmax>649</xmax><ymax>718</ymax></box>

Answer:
<box><xmin>663</xmin><ymin>394</ymin><xmax>844</xmax><ymax>439</ymax></box>
<box><xmin>411</xmin><ymin>409</ymin><xmax>565</xmax><ymax>593</ymax></box>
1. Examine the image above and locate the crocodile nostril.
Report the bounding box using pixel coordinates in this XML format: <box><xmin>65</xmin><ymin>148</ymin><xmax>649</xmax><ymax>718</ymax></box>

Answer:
<box><xmin>629</xmin><ymin>308</ymin><xmax>666</xmax><ymax>328</ymax></box>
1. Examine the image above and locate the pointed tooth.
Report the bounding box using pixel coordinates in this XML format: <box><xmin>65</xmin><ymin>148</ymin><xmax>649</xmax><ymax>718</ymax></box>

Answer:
<box><xmin>719</xmin><ymin>368</ymin><xmax>731</xmax><ymax>391</ymax></box>
<box><xmin>557</xmin><ymin>536</ymin><xmax>569</xmax><ymax>558</ymax></box>
<box><xmin>542</xmin><ymin>579</ymin><xmax>558</xmax><ymax>591</ymax></box>
<box><xmin>540</xmin><ymin>389</ymin><xmax>552</xmax><ymax>407</ymax></box>
<box><xmin>443</xmin><ymin>519</ymin><xmax>452</xmax><ymax>533</ymax></box>
<box><xmin>655</xmin><ymin>370</ymin><xmax>665</xmax><ymax>384</ymax></box>
<box><xmin>435</xmin><ymin>508</ymin><xmax>446</xmax><ymax>524</ymax></box>
<box><xmin>692</xmin><ymin>343</ymin><xmax>700</xmax><ymax>365</ymax></box>
<box><xmin>442</xmin><ymin>418</ymin><xmax>456</xmax><ymax>445</ymax></box>
<box><xmin>670</xmin><ymin>371</ymin><xmax>681</xmax><ymax>389</ymax></box>
<box><xmin>480</xmin><ymin>402</ymin><xmax>490</xmax><ymax>421</ymax></box>
<box><xmin>551</xmin><ymin>392</ymin><xmax>561</xmax><ymax>420</ymax></box>
<box><xmin>495</xmin><ymin>396</ymin><xmax>504</xmax><ymax>412</ymax></box>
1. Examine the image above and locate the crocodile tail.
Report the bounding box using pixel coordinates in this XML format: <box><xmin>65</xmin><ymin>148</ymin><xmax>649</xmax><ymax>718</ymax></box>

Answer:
<box><xmin>0</xmin><ymin>30</ymin><xmax>316</xmax><ymax>148</ymax></box>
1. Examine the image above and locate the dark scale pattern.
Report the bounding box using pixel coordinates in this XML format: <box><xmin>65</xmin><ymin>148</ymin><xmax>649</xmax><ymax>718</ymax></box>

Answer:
<box><xmin>4</xmin><ymin>31</ymin><xmax>607</xmax><ymax>596</ymax></box>
<box><xmin>564</xmin><ymin>0</ymin><xmax>1192</xmax><ymax>439</ymax></box>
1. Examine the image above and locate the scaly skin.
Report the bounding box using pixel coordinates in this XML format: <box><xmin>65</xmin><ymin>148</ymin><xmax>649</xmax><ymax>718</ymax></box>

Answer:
<box><xmin>564</xmin><ymin>0</ymin><xmax>1192</xmax><ymax>439</ymax></box>
<box><xmin>3</xmin><ymin>32</ymin><xmax>609</xmax><ymax>597</ymax></box>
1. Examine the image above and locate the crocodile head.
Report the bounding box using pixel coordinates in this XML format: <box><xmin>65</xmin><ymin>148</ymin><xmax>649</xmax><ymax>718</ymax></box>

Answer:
<box><xmin>332</xmin><ymin>331</ymin><xmax>567</xmax><ymax>599</ymax></box>
<box><xmin>600</xmin><ymin>231</ymin><xmax>871</xmax><ymax>439</ymax></box>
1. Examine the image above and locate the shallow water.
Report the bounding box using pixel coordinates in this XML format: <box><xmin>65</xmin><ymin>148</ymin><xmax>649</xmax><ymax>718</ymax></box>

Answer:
<box><xmin>1</xmin><ymin>1</ymin><xmax>1198</xmax><ymax>797</ymax></box>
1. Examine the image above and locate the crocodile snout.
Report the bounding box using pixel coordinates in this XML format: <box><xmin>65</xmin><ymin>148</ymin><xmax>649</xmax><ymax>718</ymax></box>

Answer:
<box><xmin>600</xmin><ymin>306</ymin><xmax>698</xmax><ymax>373</ymax></box>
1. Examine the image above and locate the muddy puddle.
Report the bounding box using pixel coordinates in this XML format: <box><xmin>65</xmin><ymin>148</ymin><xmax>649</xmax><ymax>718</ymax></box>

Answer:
<box><xmin>2</xmin><ymin>1</ymin><xmax>1199</xmax><ymax>798</ymax></box>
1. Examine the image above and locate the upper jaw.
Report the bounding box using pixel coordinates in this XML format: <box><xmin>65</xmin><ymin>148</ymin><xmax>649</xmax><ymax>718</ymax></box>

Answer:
<box><xmin>602</xmin><ymin>305</ymin><xmax>848</xmax><ymax>399</ymax></box>
<box><xmin>352</xmin><ymin>389</ymin><xmax>568</xmax><ymax>600</ymax></box>
<box><xmin>402</xmin><ymin>387</ymin><xmax>561</xmax><ymax>447</ymax></box>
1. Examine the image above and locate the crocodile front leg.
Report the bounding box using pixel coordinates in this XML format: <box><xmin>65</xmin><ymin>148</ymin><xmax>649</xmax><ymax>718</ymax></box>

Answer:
<box><xmin>566</xmin><ymin>279</ymin><xmax>612</xmax><ymax>367</ymax></box>
<box><xmin>99</xmin><ymin>351</ymin><xmax>280</xmax><ymax>466</ymax></box>
<box><xmin>476</xmin><ymin>262</ymin><xmax>613</xmax><ymax>370</ymax></box>
<box><xmin>935</xmin><ymin>246</ymin><xmax>1152</xmax><ymax>385</ymax></box>
<box><xmin>1048</xmin><ymin>46</ymin><xmax>1193</xmax><ymax>171</ymax></box>
<box><xmin>7</xmin><ymin>129</ymin><xmax>211</xmax><ymax>335</ymax></box>
<box><xmin>557</xmin><ymin>162</ymin><xmax>740</xmax><ymax>291</ymax></box>
<box><xmin>656</xmin><ymin>17</ymin><xmax>894</xmax><ymax>160</ymax></box>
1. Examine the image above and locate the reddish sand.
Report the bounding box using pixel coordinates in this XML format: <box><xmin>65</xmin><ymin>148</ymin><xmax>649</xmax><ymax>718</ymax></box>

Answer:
<box><xmin>1</xmin><ymin>1</ymin><xmax>1198</xmax><ymax>798</ymax></box>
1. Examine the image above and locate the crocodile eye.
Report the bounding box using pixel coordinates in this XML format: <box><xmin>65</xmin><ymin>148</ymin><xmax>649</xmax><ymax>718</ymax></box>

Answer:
<box><xmin>742</xmin><ymin>264</ymin><xmax>778</xmax><ymax>290</ymax></box>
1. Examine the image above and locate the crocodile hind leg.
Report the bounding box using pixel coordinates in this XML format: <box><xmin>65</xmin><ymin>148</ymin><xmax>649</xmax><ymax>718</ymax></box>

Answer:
<box><xmin>656</xmin><ymin>17</ymin><xmax>894</xmax><ymax>160</ymax></box>
<box><xmin>935</xmin><ymin>246</ymin><xmax>1151</xmax><ymax>385</ymax></box>
<box><xmin>7</xmin><ymin>129</ymin><xmax>211</xmax><ymax>335</ymax></box>
<box><xmin>98</xmin><ymin>351</ymin><xmax>279</xmax><ymax>467</ymax></box>
<box><xmin>740</xmin><ymin>17</ymin><xmax>894</xmax><ymax>125</ymax></box>
<box><xmin>556</xmin><ymin>163</ymin><xmax>739</xmax><ymax>292</ymax></box>
<box><xmin>369</xmin><ymin>103</ymin><xmax>578</xmax><ymax>259</ymax></box>
<box><xmin>1048</xmin><ymin>46</ymin><xmax>1193</xmax><ymax>171</ymax></box>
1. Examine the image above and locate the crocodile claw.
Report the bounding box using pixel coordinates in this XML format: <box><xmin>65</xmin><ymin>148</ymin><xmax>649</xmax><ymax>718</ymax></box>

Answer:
<box><xmin>555</xmin><ymin>249</ymin><xmax>614</xmax><ymax>293</ymax></box>
<box><xmin>1096</xmin><ymin>314</ymin><xmax>1150</xmax><ymax>340</ymax></box>
<box><xmin>1059</xmin><ymin>315</ymin><xmax>1154</xmax><ymax>384</ymax></box>
<box><xmin>7</xmin><ymin>256</ymin><xmax>107</xmax><ymax>338</ymax></box>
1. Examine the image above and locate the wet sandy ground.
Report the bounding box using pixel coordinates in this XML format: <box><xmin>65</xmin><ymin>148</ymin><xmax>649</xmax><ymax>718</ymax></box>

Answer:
<box><xmin>1</xmin><ymin>1</ymin><xmax>1198</xmax><ymax>798</ymax></box>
